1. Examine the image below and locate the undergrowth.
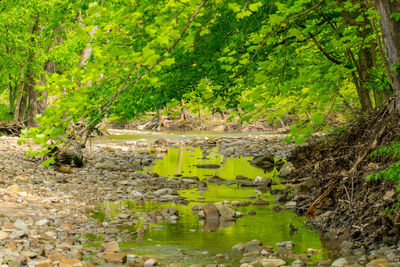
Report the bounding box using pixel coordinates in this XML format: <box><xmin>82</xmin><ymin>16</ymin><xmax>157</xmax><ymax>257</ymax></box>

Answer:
<box><xmin>367</xmin><ymin>141</ymin><xmax>400</xmax><ymax>191</ymax></box>
<box><xmin>0</xmin><ymin>104</ymin><xmax>12</xmax><ymax>122</ymax></box>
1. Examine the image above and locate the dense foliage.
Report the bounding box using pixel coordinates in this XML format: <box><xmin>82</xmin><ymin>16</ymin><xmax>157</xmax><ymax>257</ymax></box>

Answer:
<box><xmin>0</xmin><ymin>0</ymin><xmax>399</xmax><ymax>164</ymax></box>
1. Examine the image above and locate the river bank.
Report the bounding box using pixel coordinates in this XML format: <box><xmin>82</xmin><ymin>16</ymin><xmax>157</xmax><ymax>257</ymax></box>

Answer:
<box><xmin>0</xmin><ymin>129</ymin><xmax>397</xmax><ymax>266</ymax></box>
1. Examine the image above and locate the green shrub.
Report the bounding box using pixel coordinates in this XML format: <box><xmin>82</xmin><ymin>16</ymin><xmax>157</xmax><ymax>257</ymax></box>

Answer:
<box><xmin>0</xmin><ymin>104</ymin><xmax>12</xmax><ymax>122</ymax></box>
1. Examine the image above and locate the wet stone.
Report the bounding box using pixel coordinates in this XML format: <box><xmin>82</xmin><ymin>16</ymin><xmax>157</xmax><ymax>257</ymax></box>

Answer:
<box><xmin>232</xmin><ymin>243</ymin><xmax>245</xmax><ymax>252</ymax></box>
<box><xmin>244</xmin><ymin>239</ymin><xmax>262</xmax><ymax>252</ymax></box>
<box><xmin>252</xmin><ymin>199</ymin><xmax>269</xmax><ymax>206</ymax></box>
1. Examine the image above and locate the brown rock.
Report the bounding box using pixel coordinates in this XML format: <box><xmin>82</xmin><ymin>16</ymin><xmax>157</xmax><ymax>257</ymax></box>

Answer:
<box><xmin>3</xmin><ymin>221</ymin><xmax>16</xmax><ymax>229</ymax></box>
<box><xmin>56</xmin><ymin>166</ymin><xmax>73</xmax><ymax>174</ymax></box>
<box><xmin>21</xmin><ymin>251</ymin><xmax>38</xmax><ymax>258</ymax></box>
<box><xmin>48</xmin><ymin>253</ymin><xmax>66</xmax><ymax>262</ymax></box>
<box><xmin>60</xmin><ymin>258</ymin><xmax>81</xmax><ymax>265</ymax></box>
<box><xmin>101</xmin><ymin>241</ymin><xmax>120</xmax><ymax>252</ymax></box>
<box><xmin>252</xmin><ymin>199</ymin><xmax>269</xmax><ymax>206</ymax></box>
<box><xmin>34</xmin><ymin>259</ymin><xmax>52</xmax><ymax>267</ymax></box>
<box><xmin>98</xmin><ymin>252</ymin><xmax>127</xmax><ymax>263</ymax></box>
<box><xmin>203</xmin><ymin>204</ymin><xmax>220</xmax><ymax>220</ymax></box>
<box><xmin>0</xmin><ymin>231</ymin><xmax>9</xmax><ymax>240</ymax></box>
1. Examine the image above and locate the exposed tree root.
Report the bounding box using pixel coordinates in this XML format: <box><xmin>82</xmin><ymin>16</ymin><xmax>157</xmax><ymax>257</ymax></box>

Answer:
<box><xmin>0</xmin><ymin>122</ymin><xmax>24</xmax><ymax>136</ymax></box>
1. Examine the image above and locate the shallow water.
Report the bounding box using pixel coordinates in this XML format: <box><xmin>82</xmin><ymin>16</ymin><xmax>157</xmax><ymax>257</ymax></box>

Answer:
<box><xmin>93</xmin><ymin>145</ymin><xmax>328</xmax><ymax>264</ymax></box>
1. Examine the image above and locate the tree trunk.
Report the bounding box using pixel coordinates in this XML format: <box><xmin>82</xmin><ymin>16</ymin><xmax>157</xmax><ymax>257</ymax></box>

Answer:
<box><xmin>157</xmin><ymin>109</ymin><xmax>162</xmax><ymax>131</ymax></box>
<box><xmin>374</xmin><ymin>0</ymin><xmax>400</xmax><ymax>111</ymax></box>
<box><xmin>180</xmin><ymin>99</ymin><xmax>188</xmax><ymax>120</ymax></box>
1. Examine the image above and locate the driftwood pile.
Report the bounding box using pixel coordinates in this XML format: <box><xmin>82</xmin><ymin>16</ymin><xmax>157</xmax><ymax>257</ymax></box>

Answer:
<box><xmin>0</xmin><ymin>122</ymin><xmax>24</xmax><ymax>136</ymax></box>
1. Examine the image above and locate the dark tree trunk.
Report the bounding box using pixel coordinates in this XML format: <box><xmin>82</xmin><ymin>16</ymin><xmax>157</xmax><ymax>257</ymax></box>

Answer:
<box><xmin>374</xmin><ymin>0</ymin><xmax>400</xmax><ymax>111</ymax></box>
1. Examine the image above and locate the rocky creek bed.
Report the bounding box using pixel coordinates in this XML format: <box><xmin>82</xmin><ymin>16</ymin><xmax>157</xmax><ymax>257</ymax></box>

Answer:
<box><xmin>0</xmin><ymin>131</ymin><xmax>398</xmax><ymax>266</ymax></box>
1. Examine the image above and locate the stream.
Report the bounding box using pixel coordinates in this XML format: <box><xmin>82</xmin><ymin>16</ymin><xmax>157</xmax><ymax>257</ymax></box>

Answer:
<box><xmin>91</xmin><ymin>132</ymin><xmax>329</xmax><ymax>265</ymax></box>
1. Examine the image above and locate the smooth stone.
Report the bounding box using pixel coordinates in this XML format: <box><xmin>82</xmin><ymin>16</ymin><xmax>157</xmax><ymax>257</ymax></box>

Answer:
<box><xmin>131</xmin><ymin>190</ymin><xmax>144</xmax><ymax>197</ymax></box>
<box><xmin>292</xmin><ymin>259</ymin><xmax>305</xmax><ymax>267</ymax></box>
<box><xmin>101</xmin><ymin>241</ymin><xmax>120</xmax><ymax>252</ymax></box>
<box><xmin>144</xmin><ymin>258</ymin><xmax>158</xmax><ymax>266</ymax></box>
<box><xmin>272</xmin><ymin>205</ymin><xmax>282</xmax><ymax>212</ymax></box>
<box><xmin>0</xmin><ymin>231</ymin><xmax>8</xmax><ymax>240</ymax></box>
<box><xmin>98</xmin><ymin>252</ymin><xmax>127</xmax><ymax>263</ymax></box>
<box><xmin>215</xmin><ymin>205</ymin><xmax>235</xmax><ymax>221</ymax></box>
<box><xmin>279</xmin><ymin>162</ymin><xmax>294</xmax><ymax>177</ymax></box>
<box><xmin>203</xmin><ymin>204</ymin><xmax>220</xmax><ymax>220</ymax></box>
<box><xmin>231</xmin><ymin>201</ymin><xmax>241</xmax><ymax>206</ymax></box>
<box><xmin>262</xmin><ymin>258</ymin><xmax>286</xmax><ymax>266</ymax></box>
<box><xmin>244</xmin><ymin>239</ymin><xmax>262</xmax><ymax>252</ymax></box>
<box><xmin>13</xmin><ymin>219</ymin><xmax>29</xmax><ymax>232</ymax></box>
<box><xmin>252</xmin><ymin>199</ymin><xmax>269</xmax><ymax>206</ymax></box>
<box><xmin>35</xmin><ymin>219</ymin><xmax>49</xmax><ymax>226</ymax></box>
<box><xmin>284</xmin><ymin>201</ymin><xmax>297</xmax><ymax>209</ymax></box>
<box><xmin>232</xmin><ymin>243</ymin><xmax>245</xmax><ymax>252</ymax></box>
<box><xmin>34</xmin><ymin>260</ymin><xmax>52</xmax><ymax>267</ymax></box>
<box><xmin>254</xmin><ymin>176</ymin><xmax>272</xmax><ymax>186</ymax></box>
<box><xmin>276</xmin><ymin>241</ymin><xmax>294</xmax><ymax>249</ymax></box>
<box><xmin>331</xmin><ymin>258</ymin><xmax>348</xmax><ymax>267</ymax></box>
<box><xmin>153</xmin><ymin>188</ymin><xmax>177</xmax><ymax>196</ymax></box>
<box><xmin>366</xmin><ymin>259</ymin><xmax>388</xmax><ymax>266</ymax></box>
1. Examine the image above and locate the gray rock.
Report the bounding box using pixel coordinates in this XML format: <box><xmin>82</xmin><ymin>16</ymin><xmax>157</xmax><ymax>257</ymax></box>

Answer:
<box><xmin>232</xmin><ymin>243</ymin><xmax>245</xmax><ymax>252</ymax></box>
<box><xmin>254</xmin><ymin>176</ymin><xmax>273</xmax><ymax>186</ymax></box>
<box><xmin>244</xmin><ymin>239</ymin><xmax>262</xmax><ymax>252</ymax></box>
<box><xmin>284</xmin><ymin>201</ymin><xmax>297</xmax><ymax>209</ymax></box>
<box><xmin>292</xmin><ymin>259</ymin><xmax>304</xmax><ymax>267</ymax></box>
<box><xmin>153</xmin><ymin>188</ymin><xmax>177</xmax><ymax>196</ymax></box>
<box><xmin>331</xmin><ymin>257</ymin><xmax>348</xmax><ymax>267</ymax></box>
<box><xmin>14</xmin><ymin>218</ymin><xmax>29</xmax><ymax>232</ymax></box>
<box><xmin>159</xmin><ymin>195</ymin><xmax>180</xmax><ymax>202</ymax></box>
<box><xmin>215</xmin><ymin>205</ymin><xmax>235</xmax><ymax>221</ymax></box>
<box><xmin>279</xmin><ymin>162</ymin><xmax>294</xmax><ymax>177</ymax></box>
<box><xmin>262</xmin><ymin>258</ymin><xmax>286</xmax><ymax>266</ymax></box>
<box><xmin>95</xmin><ymin>162</ymin><xmax>120</xmax><ymax>171</ymax></box>
<box><xmin>272</xmin><ymin>205</ymin><xmax>282</xmax><ymax>212</ymax></box>
<box><xmin>276</xmin><ymin>241</ymin><xmax>294</xmax><ymax>249</ymax></box>
<box><xmin>192</xmin><ymin>204</ymin><xmax>204</xmax><ymax>212</ymax></box>
<box><xmin>131</xmin><ymin>190</ymin><xmax>144</xmax><ymax>197</ymax></box>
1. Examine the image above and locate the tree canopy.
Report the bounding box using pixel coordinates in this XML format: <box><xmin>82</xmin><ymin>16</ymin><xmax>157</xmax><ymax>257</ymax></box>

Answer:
<box><xmin>0</xmin><ymin>0</ymin><xmax>399</xmax><ymax>164</ymax></box>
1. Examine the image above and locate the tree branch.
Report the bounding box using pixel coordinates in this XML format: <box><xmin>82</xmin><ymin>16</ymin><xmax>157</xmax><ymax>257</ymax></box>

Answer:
<box><xmin>79</xmin><ymin>0</ymin><xmax>207</xmax><ymax>145</ymax></box>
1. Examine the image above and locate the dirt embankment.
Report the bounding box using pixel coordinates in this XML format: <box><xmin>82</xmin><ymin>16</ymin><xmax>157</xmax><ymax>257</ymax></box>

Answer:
<box><xmin>287</xmin><ymin>105</ymin><xmax>400</xmax><ymax>256</ymax></box>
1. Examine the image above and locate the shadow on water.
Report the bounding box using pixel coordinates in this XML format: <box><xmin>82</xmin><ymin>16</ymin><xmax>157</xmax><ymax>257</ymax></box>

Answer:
<box><xmin>93</xmin><ymin>146</ymin><xmax>328</xmax><ymax>264</ymax></box>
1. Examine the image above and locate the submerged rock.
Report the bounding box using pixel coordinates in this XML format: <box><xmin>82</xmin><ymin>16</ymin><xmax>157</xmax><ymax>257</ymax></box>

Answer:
<box><xmin>252</xmin><ymin>199</ymin><xmax>269</xmax><ymax>206</ymax></box>
<box><xmin>195</xmin><ymin>164</ymin><xmax>221</xmax><ymax>169</ymax></box>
